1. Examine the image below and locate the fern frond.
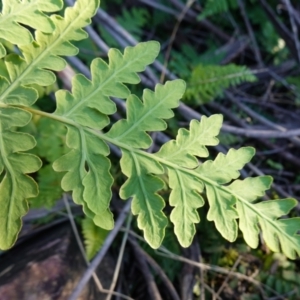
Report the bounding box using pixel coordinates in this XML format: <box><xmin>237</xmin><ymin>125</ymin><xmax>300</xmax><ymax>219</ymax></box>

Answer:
<box><xmin>230</xmin><ymin>177</ymin><xmax>300</xmax><ymax>259</ymax></box>
<box><xmin>0</xmin><ymin>0</ymin><xmax>63</xmax><ymax>58</ymax></box>
<box><xmin>0</xmin><ymin>0</ymin><xmax>99</xmax><ymax>106</ymax></box>
<box><xmin>53</xmin><ymin>42</ymin><xmax>160</xmax><ymax>230</ymax></box>
<box><xmin>198</xmin><ymin>0</ymin><xmax>237</xmax><ymax>20</ymax></box>
<box><xmin>120</xmin><ymin>150</ymin><xmax>167</xmax><ymax>248</ymax></box>
<box><xmin>82</xmin><ymin>216</ymin><xmax>109</xmax><ymax>260</ymax></box>
<box><xmin>156</xmin><ymin>115</ymin><xmax>222</xmax><ymax>246</ymax></box>
<box><xmin>197</xmin><ymin>147</ymin><xmax>255</xmax><ymax>241</ymax></box>
<box><xmin>51</xmin><ymin>64</ymin><xmax>299</xmax><ymax>256</ymax></box>
<box><xmin>55</xmin><ymin>41</ymin><xmax>160</xmax><ymax>129</ymax></box>
<box><xmin>0</xmin><ymin>0</ymin><xmax>299</xmax><ymax>259</ymax></box>
<box><xmin>153</xmin><ymin>118</ymin><xmax>300</xmax><ymax>258</ymax></box>
<box><xmin>153</xmin><ymin>118</ymin><xmax>254</xmax><ymax>246</ymax></box>
<box><xmin>0</xmin><ymin>0</ymin><xmax>99</xmax><ymax>250</ymax></box>
<box><xmin>53</xmin><ymin>128</ymin><xmax>114</xmax><ymax>228</ymax></box>
<box><xmin>185</xmin><ymin>64</ymin><xmax>257</xmax><ymax>103</ymax></box>
<box><xmin>107</xmin><ymin>80</ymin><xmax>186</xmax><ymax>148</ymax></box>
<box><xmin>107</xmin><ymin>80</ymin><xmax>186</xmax><ymax>247</ymax></box>
<box><xmin>156</xmin><ymin>115</ymin><xmax>222</xmax><ymax>168</ymax></box>
<box><xmin>0</xmin><ymin>108</ymin><xmax>41</xmax><ymax>250</ymax></box>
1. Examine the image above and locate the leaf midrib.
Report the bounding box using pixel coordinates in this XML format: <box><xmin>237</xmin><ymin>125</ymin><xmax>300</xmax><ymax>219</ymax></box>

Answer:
<box><xmin>173</xmin><ymin>168</ymin><xmax>188</xmax><ymax>242</ymax></box>
<box><xmin>131</xmin><ymin>150</ymin><xmax>157</xmax><ymax>234</ymax></box>
<box><xmin>79</xmin><ymin>127</ymin><xmax>87</xmax><ymax>181</ymax></box>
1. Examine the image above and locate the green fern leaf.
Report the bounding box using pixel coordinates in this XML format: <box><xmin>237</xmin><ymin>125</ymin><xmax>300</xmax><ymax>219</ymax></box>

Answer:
<box><xmin>197</xmin><ymin>147</ymin><xmax>255</xmax><ymax>184</ymax></box>
<box><xmin>0</xmin><ymin>0</ymin><xmax>63</xmax><ymax>58</ymax></box>
<box><xmin>155</xmin><ymin>115</ymin><xmax>223</xmax><ymax>246</ymax></box>
<box><xmin>107</xmin><ymin>80</ymin><xmax>186</xmax><ymax>148</ymax></box>
<box><xmin>186</xmin><ymin>64</ymin><xmax>257</xmax><ymax>103</ymax></box>
<box><xmin>0</xmin><ymin>107</ymin><xmax>41</xmax><ymax>250</ymax></box>
<box><xmin>0</xmin><ymin>0</ymin><xmax>99</xmax><ymax>106</ymax></box>
<box><xmin>82</xmin><ymin>216</ymin><xmax>109</xmax><ymax>260</ymax></box>
<box><xmin>156</xmin><ymin>115</ymin><xmax>222</xmax><ymax>168</ymax></box>
<box><xmin>197</xmin><ymin>147</ymin><xmax>255</xmax><ymax>241</ymax></box>
<box><xmin>166</xmin><ymin>169</ymin><xmax>205</xmax><ymax>247</ymax></box>
<box><xmin>0</xmin><ymin>65</ymin><xmax>37</xmax><ymax>106</ymax></box>
<box><xmin>152</xmin><ymin>120</ymin><xmax>254</xmax><ymax>246</ymax></box>
<box><xmin>53</xmin><ymin>128</ymin><xmax>114</xmax><ymax>229</ymax></box>
<box><xmin>0</xmin><ymin>0</ymin><xmax>100</xmax><ymax>247</ymax></box>
<box><xmin>160</xmin><ymin>120</ymin><xmax>299</xmax><ymax>255</ymax></box>
<box><xmin>152</xmin><ymin>116</ymin><xmax>299</xmax><ymax>254</ymax></box>
<box><xmin>55</xmin><ymin>41</ymin><xmax>160</xmax><ymax>128</ymax></box>
<box><xmin>120</xmin><ymin>151</ymin><xmax>167</xmax><ymax>248</ymax></box>
<box><xmin>229</xmin><ymin>177</ymin><xmax>300</xmax><ymax>259</ymax></box>
<box><xmin>0</xmin><ymin>0</ymin><xmax>299</xmax><ymax>258</ymax></box>
<box><xmin>53</xmin><ymin>42</ymin><xmax>160</xmax><ymax>229</ymax></box>
<box><xmin>107</xmin><ymin>80</ymin><xmax>186</xmax><ymax>247</ymax></box>
<box><xmin>206</xmin><ymin>186</ymin><xmax>239</xmax><ymax>241</ymax></box>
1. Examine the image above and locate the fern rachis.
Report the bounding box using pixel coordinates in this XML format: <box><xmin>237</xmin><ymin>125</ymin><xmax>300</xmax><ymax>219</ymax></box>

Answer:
<box><xmin>0</xmin><ymin>0</ymin><xmax>299</xmax><ymax>260</ymax></box>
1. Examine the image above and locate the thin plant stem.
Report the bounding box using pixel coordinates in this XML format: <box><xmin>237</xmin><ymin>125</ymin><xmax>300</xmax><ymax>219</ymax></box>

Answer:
<box><xmin>105</xmin><ymin>213</ymin><xmax>132</xmax><ymax>300</ymax></box>
<box><xmin>63</xmin><ymin>193</ymin><xmax>104</xmax><ymax>291</ymax></box>
<box><xmin>160</xmin><ymin>0</ymin><xmax>195</xmax><ymax>83</ymax></box>
<box><xmin>68</xmin><ymin>200</ymin><xmax>132</xmax><ymax>300</ymax></box>
<box><xmin>215</xmin><ymin>256</ymin><xmax>242</xmax><ymax>297</ymax></box>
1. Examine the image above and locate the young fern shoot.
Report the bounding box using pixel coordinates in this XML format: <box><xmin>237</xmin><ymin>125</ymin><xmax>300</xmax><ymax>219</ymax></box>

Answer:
<box><xmin>0</xmin><ymin>0</ymin><xmax>299</xmax><ymax>259</ymax></box>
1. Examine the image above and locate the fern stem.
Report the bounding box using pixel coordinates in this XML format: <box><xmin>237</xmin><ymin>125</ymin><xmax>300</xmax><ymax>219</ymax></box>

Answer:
<box><xmin>16</xmin><ymin>106</ymin><xmax>299</xmax><ymax>251</ymax></box>
<box><xmin>85</xmin><ymin>131</ymin><xmax>300</xmax><ymax>250</ymax></box>
<box><xmin>20</xmin><ymin>106</ymin><xmax>79</xmax><ymax>127</ymax></box>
